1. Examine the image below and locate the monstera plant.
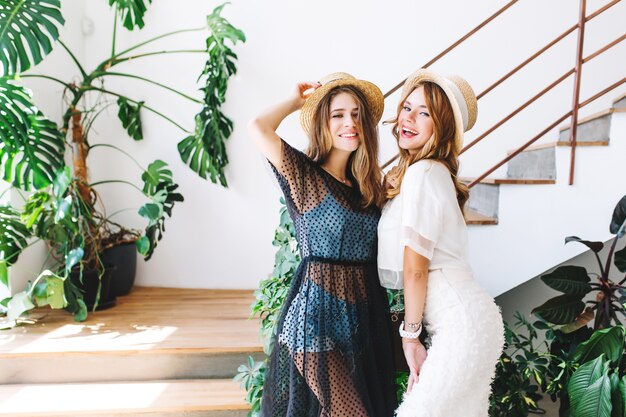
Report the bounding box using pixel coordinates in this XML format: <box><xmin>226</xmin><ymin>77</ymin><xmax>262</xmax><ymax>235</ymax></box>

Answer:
<box><xmin>0</xmin><ymin>0</ymin><xmax>245</xmax><ymax>325</ymax></box>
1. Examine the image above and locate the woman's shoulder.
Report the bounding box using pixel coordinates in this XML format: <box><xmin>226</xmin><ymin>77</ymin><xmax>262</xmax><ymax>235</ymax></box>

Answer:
<box><xmin>405</xmin><ymin>159</ymin><xmax>450</xmax><ymax>182</ymax></box>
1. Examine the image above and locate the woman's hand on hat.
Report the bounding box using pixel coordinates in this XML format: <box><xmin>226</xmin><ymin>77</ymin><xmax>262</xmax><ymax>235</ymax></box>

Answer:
<box><xmin>292</xmin><ymin>82</ymin><xmax>321</xmax><ymax>108</ymax></box>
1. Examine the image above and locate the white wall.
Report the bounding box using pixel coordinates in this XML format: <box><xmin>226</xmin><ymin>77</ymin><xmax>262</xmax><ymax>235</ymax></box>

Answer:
<box><xmin>11</xmin><ymin>0</ymin><xmax>626</xmax><ymax>290</ymax></box>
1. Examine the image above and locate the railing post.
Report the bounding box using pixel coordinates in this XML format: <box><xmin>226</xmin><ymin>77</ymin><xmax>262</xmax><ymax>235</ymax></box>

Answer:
<box><xmin>569</xmin><ymin>0</ymin><xmax>587</xmax><ymax>185</ymax></box>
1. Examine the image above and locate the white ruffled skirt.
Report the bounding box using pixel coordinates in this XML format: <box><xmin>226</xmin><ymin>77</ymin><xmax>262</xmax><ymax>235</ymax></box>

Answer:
<box><xmin>396</xmin><ymin>268</ymin><xmax>504</xmax><ymax>417</ymax></box>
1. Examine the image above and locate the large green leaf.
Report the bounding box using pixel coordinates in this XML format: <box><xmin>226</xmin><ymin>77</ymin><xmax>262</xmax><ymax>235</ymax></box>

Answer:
<box><xmin>178</xmin><ymin>3</ymin><xmax>245</xmax><ymax>187</ymax></box>
<box><xmin>541</xmin><ymin>265</ymin><xmax>592</xmax><ymax>296</ymax></box>
<box><xmin>574</xmin><ymin>326</ymin><xmax>625</xmax><ymax>364</ymax></box>
<box><xmin>0</xmin><ymin>0</ymin><xmax>65</xmax><ymax>75</ymax></box>
<box><xmin>32</xmin><ymin>270</ymin><xmax>65</xmax><ymax>309</ymax></box>
<box><xmin>137</xmin><ymin>160</ymin><xmax>183</xmax><ymax>260</ymax></box>
<box><xmin>568</xmin><ymin>356</ymin><xmax>609</xmax><ymax>414</ymax></box>
<box><xmin>0</xmin><ymin>77</ymin><xmax>65</xmax><ymax>190</ymax></box>
<box><xmin>611</xmin><ymin>373</ymin><xmax>624</xmax><ymax>417</ymax></box>
<box><xmin>6</xmin><ymin>290</ymin><xmax>35</xmax><ymax>322</ymax></box>
<box><xmin>0</xmin><ymin>205</ymin><xmax>30</xmax><ymax>270</ymax></box>
<box><xmin>532</xmin><ymin>294</ymin><xmax>585</xmax><ymax>325</ymax></box>
<box><xmin>109</xmin><ymin>0</ymin><xmax>152</xmax><ymax>31</ymax></box>
<box><xmin>117</xmin><ymin>97</ymin><xmax>143</xmax><ymax>141</ymax></box>
<box><xmin>571</xmin><ymin>373</ymin><xmax>613</xmax><ymax>417</ymax></box>
<box><xmin>610</xmin><ymin>195</ymin><xmax>626</xmax><ymax>237</ymax></box>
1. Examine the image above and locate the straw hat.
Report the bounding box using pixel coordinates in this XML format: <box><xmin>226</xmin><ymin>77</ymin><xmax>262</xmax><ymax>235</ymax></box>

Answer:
<box><xmin>401</xmin><ymin>69</ymin><xmax>478</xmax><ymax>151</ymax></box>
<box><xmin>300</xmin><ymin>72</ymin><xmax>384</xmax><ymax>134</ymax></box>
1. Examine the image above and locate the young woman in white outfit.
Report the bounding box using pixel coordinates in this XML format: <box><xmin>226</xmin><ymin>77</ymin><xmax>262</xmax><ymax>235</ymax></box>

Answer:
<box><xmin>377</xmin><ymin>69</ymin><xmax>504</xmax><ymax>417</ymax></box>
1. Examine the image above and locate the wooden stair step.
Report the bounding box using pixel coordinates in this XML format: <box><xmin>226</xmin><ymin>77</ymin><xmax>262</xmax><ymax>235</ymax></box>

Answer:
<box><xmin>0</xmin><ymin>287</ymin><xmax>264</xmax><ymax>384</ymax></box>
<box><xmin>465</xmin><ymin>209</ymin><xmax>497</xmax><ymax>225</ymax></box>
<box><xmin>462</xmin><ymin>177</ymin><xmax>556</xmax><ymax>185</ymax></box>
<box><xmin>0</xmin><ymin>379</ymin><xmax>249</xmax><ymax>417</ymax></box>
<box><xmin>558</xmin><ymin>107</ymin><xmax>624</xmax><ymax>132</ymax></box>
<box><xmin>516</xmin><ymin>140</ymin><xmax>609</xmax><ymax>152</ymax></box>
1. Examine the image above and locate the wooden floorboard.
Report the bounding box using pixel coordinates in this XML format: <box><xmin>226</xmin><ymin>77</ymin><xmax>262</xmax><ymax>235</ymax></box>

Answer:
<box><xmin>0</xmin><ymin>287</ymin><xmax>262</xmax><ymax>357</ymax></box>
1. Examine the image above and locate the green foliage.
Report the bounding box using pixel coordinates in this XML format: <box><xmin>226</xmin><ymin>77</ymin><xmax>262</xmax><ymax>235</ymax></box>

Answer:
<box><xmin>0</xmin><ymin>0</ymin><xmax>65</xmax><ymax>75</ymax></box>
<box><xmin>532</xmin><ymin>195</ymin><xmax>626</xmax><ymax>330</ymax></box>
<box><xmin>0</xmin><ymin>77</ymin><xmax>65</xmax><ymax>190</ymax></box>
<box><xmin>236</xmin><ymin>199</ymin><xmax>299</xmax><ymax>415</ymax></box>
<box><xmin>178</xmin><ymin>3</ymin><xmax>245</xmax><ymax>187</ymax></box>
<box><xmin>117</xmin><ymin>97</ymin><xmax>144</xmax><ymax>140</ymax></box>
<box><xmin>234</xmin><ymin>356</ymin><xmax>266</xmax><ymax>417</ymax></box>
<box><xmin>109</xmin><ymin>0</ymin><xmax>152</xmax><ymax>31</ymax></box>
<box><xmin>0</xmin><ymin>205</ymin><xmax>31</xmax><ymax>274</ymax></box>
<box><xmin>137</xmin><ymin>160</ymin><xmax>184</xmax><ymax>260</ymax></box>
<box><xmin>489</xmin><ymin>313</ymin><xmax>552</xmax><ymax>416</ymax></box>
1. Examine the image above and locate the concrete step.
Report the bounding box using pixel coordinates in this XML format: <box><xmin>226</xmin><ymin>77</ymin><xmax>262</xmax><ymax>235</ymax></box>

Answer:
<box><xmin>558</xmin><ymin>107</ymin><xmax>625</xmax><ymax>143</ymax></box>
<box><xmin>465</xmin><ymin>208</ymin><xmax>497</xmax><ymax>225</ymax></box>
<box><xmin>0</xmin><ymin>379</ymin><xmax>249</xmax><ymax>417</ymax></box>
<box><xmin>506</xmin><ymin>146</ymin><xmax>556</xmax><ymax>180</ymax></box>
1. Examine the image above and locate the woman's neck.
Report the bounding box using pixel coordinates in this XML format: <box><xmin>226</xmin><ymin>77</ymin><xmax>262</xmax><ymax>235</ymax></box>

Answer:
<box><xmin>321</xmin><ymin>149</ymin><xmax>351</xmax><ymax>180</ymax></box>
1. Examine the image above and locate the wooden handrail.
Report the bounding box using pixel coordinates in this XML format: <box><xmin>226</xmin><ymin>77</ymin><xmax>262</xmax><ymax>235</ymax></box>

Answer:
<box><xmin>461</xmin><ymin>33</ymin><xmax>624</xmax><ymax>154</ymax></box>
<box><xmin>382</xmin><ymin>0</ymin><xmax>519</xmax><ymax>99</ymax></box>
<box><xmin>467</xmin><ymin>77</ymin><xmax>626</xmax><ymax>188</ymax></box>
<box><xmin>568</xmin><ymin>0</ymin><xmax>587</xmax><ymax>185</ymax></box>
<box><xmin>381</xmin><ymin>0</ymin><xmax>622</xmax><ymax>173</ymax></box>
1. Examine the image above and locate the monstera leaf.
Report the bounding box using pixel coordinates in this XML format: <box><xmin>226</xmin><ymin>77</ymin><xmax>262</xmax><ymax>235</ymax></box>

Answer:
<box><xmin>109</xmin><ymin>0</ymin><xmax>152</xmax><ymax>31</ymax></box>
<box><xmin>0</xmin><ymin>205</ymin><xmax>31</xmax><ymax>285</ymax></box>
<box><xmin>178</xmin><ymin>3</ymin><xmax>245</xmax><ymax>187</ymax></box>
<box><xmin>0</xmin><ymin>77</ymin><xmax>65</xmax><ymax>190</ymax></box>
<box><xmin>0</xmin><ymin>0</ymin><xmax>65</xmax><ymax>75</ymax></box>
<box><xmin>137</xmin><ymin>160</ymin><xmax>183</xmax><ymax>260</ymax></box>
<box><xmin>117</xmin><ymin>97</ymin><xmax>144</xmax><ymax>140</ymax></box>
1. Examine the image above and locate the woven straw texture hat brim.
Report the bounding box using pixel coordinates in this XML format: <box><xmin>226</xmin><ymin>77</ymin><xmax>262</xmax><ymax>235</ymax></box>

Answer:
<box><xmin>300</xmin><ymin>73</ymin><xmax>384</xmax><ymax>134</ymax></box>
<box><xmin>400</xmin><ymin>69</ymin><xmax>478</xmax><ymax>152</ymax></box>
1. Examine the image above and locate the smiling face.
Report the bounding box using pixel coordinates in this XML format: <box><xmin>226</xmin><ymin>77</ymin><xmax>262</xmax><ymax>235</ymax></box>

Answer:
<box><xmin>397</xmin><ymin>86</ymin><xmax>434</xmax><ymax>155</ymax></box>
<box><xmin>327</xmin><ymin>92</ymin><xmax>361</xmax><ymax>153</ymax></box>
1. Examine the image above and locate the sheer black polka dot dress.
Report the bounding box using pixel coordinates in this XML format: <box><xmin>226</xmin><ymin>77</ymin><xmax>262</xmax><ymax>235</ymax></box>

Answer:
<box><xmin>261</xmin><ymin>140</ymin><xmax>397</xmax><ymax>417</ymax></box>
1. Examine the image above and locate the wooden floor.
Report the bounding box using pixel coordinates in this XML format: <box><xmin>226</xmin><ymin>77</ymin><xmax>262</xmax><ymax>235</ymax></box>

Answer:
<box><xmin>0</xmin><ymin>286</ymin><xmax>262</xmax><ymax>356</ymax></box>
<box><xmin>0</xmin><ymin>287</ymin><xmax>258</xmax><ymax>416</ymax></box>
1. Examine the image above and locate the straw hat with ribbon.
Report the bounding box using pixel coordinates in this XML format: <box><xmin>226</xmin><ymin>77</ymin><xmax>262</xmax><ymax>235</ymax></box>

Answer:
<box><xmin>400</xmin><ymin>69</ymin><xmax>478</xmax><ymax>152</ymax></box>
<box><xmin>300</xmin><ymin>72</ymin><xmax>385</xmax><ymax>134</ymax></box>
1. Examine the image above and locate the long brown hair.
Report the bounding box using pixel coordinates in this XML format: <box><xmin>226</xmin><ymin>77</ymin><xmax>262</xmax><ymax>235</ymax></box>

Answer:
<box><xmin>385</xmin><ymin>82</ymin><xmax>469</xmax><ymax>211</ymax></box>
<box><xmin>307</xmin><ymin>86</ymin><xmax>383</xmax><ymax>208</ymax></box>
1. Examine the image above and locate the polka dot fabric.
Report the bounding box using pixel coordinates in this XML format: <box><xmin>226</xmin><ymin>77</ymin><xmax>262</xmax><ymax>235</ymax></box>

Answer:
<box><xmin>261</xmin><ymin>139</ymin><xmax>397</xmax><ymax>417</ymax></box>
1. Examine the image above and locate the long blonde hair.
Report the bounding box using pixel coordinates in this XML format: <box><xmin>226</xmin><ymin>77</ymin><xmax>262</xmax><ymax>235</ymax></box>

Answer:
<box><xmin>385</xmin><ymin>82</ymin><xmax>469</xmax><ymax>211</ymax></box>
<box><xmin>307</xmin><ymin>86</ymin><xmax>383</xmax><ymax>208</ymax></box>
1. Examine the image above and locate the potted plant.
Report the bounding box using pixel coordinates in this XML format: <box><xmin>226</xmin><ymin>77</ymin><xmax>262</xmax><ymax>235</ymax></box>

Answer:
<box><xmin>0</xmin><ymin>0</ymin><xmax>245</xmax><ymax>325</ymax></box>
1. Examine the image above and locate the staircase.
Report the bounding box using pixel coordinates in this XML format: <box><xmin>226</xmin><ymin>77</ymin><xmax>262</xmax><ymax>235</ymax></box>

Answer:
<box><xmin>0</xmin><ymin>287</ymin><xmax>260</xmax><ymax>416</ymax></box>
<box><xmin>465</xmin><ymin>93</ymin><xmax>626</xmax><ymax>296</ymax></box>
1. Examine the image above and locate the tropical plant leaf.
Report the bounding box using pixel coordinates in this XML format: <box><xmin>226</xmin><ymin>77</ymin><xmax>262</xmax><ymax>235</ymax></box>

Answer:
<box><xmin>0</xmin><ymin>259</ymin><xmax>7</xmax><ymax>287</ymax></box>
<box><xmin>619</xmin><ymin>376</ymin><xmax>626</xmax><ymax>417</ymax></box>
<box><xmin>570</xmin><ymin>373</ymin><xmax>612</xmax><ymax>417</ymax></box>
<box><xmin>178</xmin><ymin>3</ymin><xmax>245</xmax><ymax>187</ymax></box>
<box><xmin>541</xmin><ymin>265</ymin><xmax>592</xmax><ymax>296</ymax></box>
<box><xmin>610</xmin><ymin>195</ymin><xmax>626</xmax><ymax>237</ymax></box>
<box><xmin>32</xmin><ymin>270</ymin><xmax>65</xmax><ymax>309</ymax></box>
<box><xmin>6</xmin><ymin>290</ymin><xmax>35</xmax><ymax>322</ymax></box>
<box><xmin>0</xmin><ymin>77</ymin><xmax>65</xmax><ymax>190</ymax></box>
<box><xmin>0</xmin><ymin>205</ymin><xmax>31</xmax><ymax>269</ymax></box>
<box><xmin>611</xmin><ymin>373</ymin><xmax>624</xmax><ymax>417</ymax></box>
<box><xmin>574</xmin><ymin>326</ymin><xmax>625</xmax><ymax>364</ymax></box>
<box><xmin>117</xmin><ymin>97</ymin><xmax>143</xmax><ymax>141</ymax></box>
<box><xmin>566</xmin><ymin>236</ymin><xmax>604</xmax><ymax>253</ymax></box>
<box><xmin>568</xmin><ymin>356</ymin><xmax>609</xmax><ymax>413</ymax></box>
<box><xmin>137</xmin><ymin>160</ymin><xmax>183</xmax><ymax>260</ymax></box>
<box><xmin>561</xmin><ymin>307</ymin><xmax>595</xmax><ymax>334</ymax></box>
<box><xmin>109</xmin><ymin>0</ymin><xmax>152</xmax><ymax>31</ymax></box>
<box><xmin>0</xmin><ymin>0</ymin><xmax>65</xmax><ymax>75</ymax></box>
<box><xmin>615</xmin><ymin>246</ymin><xmax>626</xmax><ymax>273</ymax></box>
<box><xmin>532</xmin><ymin>294</ymin><xmax>585</xmax><ymax>325</ymax></box>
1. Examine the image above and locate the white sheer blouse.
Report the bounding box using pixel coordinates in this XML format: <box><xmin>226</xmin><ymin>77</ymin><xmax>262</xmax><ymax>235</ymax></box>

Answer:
<box><xmin>378</xmin><ymin>160</ymin><xmax>471</xmax><ymax>289</ymax></box>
